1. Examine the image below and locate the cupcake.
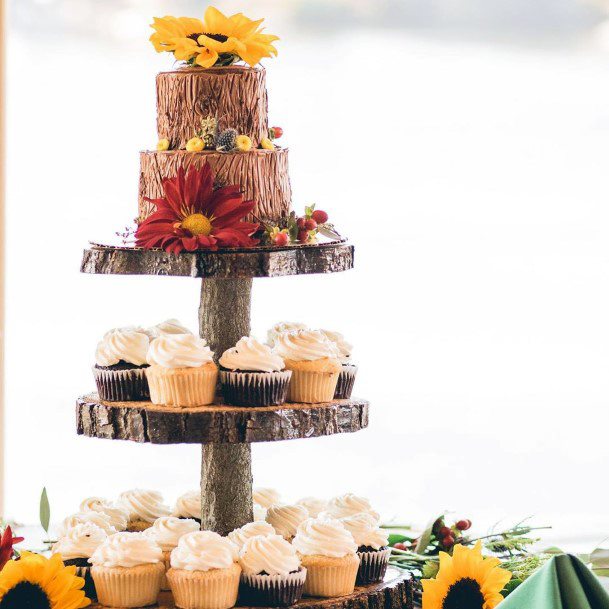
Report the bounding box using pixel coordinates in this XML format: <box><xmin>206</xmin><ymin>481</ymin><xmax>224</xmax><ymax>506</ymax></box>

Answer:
<box><xmin>219</xmin><ymin>337</ymin><xmax>291</xmax><ymax>406</ymax></box>
<box><xmin>228</xmin><ymin>521</ymin><xmax>276</xmax><ymax>550</ymax></box>
<box><xmin>117</xmin><ymin>489</ymin><xmax>171</xmax><ymax>532</ymax></box>
<box><xmin>292</xmin><ymin>517</ymin><xmax>359</xmax><ymax>597</ymax></box>
<box><xmin>273</xmin><ymin>330</ymin><xmax>342</xmax><ymax>403</ymax></box>
<box><xmin>341</xmin><ymin>513</ymin><xmax>390</xmax><ymax>584</ymax></box>
<box><xmin>320</xmin><ymin>329</ymin><xmax>358</xmax><ymax>399</ymax></box>
<box><xmin>173</xmin><ymin>490</ymin><xmax>202</xmax><ymax>523</ymax></box>
<box><xmin>265</xmin><ymin>505</ymin><xmax>309</xmax><ymax>541</ymax></box>
<box><xmin>296</xmin><ymin>497</ymin><xmax>328</xmax><ymax>518</ymax></box>
<box><xmin>80</xmin><ymin>497</ymin><xmax>129</xmax><ymax>532</ymax></box>
<box><xmin>146</xmin><ymin>334</ymin><xmax>218</xmax><ymax>407</ymax></box>
<box><xmin>266</xmin><ymin>322</ymin><xmax>308</xmax><ymax>347</ymax></box>
<box><xmin>93</xmin><ymin>328</ymin><xmax>150</xmax><ymax>401</ymax></box>
<box><xmin>52</xmin><ymin>522</ymin><xmax>107</xmax><ymax>601</ymax></box>
<box><xmin>145</xmin><ymin>516</ymin><xmax>200</xmax><ymax>590</ymax></box>
<box><xmin>323</xmin><ymin>494</ymin><xmax>380</xmax><ymax>521</ymax></box>
<box><xmin>239</xmin><ymin>535</ymin><xmax>306</xmax><ymax>607</ymax></box>
<box><xmin>253</xmin><ymin>488</ymin><xmax>281</xmax><ymax>509</ymax></box>
<box><xmin>167</xmin><ymin>531</ymin><xmax>241</xmax><ymax>609</ymax></box>
<box><xmin>154</xmin><ymin>319</ymin><xmax>194</xmax><ymax>336</ymax></box>
<box><xmin>89</xmin><ymin>532</ymin><xmax>165</xmax><ymax>608</ymax></box>
<box><xmin>57</xmin><ymin>512</ymin><xmax>117</xmax><ymax>537</ymax></box>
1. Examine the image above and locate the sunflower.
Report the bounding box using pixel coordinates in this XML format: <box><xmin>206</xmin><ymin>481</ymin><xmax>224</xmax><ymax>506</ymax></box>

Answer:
<box><xmin>150</xmin><ymin>6</ymin><xmax>278</xmax><ymax>68</ymax></box>
<box><xmin>422</xmin><ymin>542</ymin><xmax>512</xmax><ymax>609</ymax></box>
<box><xmin>0</xmin><ymin>552</ymin><xmax>90</xmax><ymax>609</ymax></box>
<box><xmin>135</xmin><ymin>163</ymin><xmax>260</xmax><ymax>253</ymax></box>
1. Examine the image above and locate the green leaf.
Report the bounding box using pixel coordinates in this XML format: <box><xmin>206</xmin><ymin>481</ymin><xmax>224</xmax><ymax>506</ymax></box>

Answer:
<box><xmin>388</xmin><ymin>534</ymin><xmax>411</xmax><ymax>546</ymax></box>
<box><xmin>415</xmin><ymin>514</ymin><xmax>443</xmax><ymax>554</ymax></box>
<box><xmin>40</xmin><ymin>487</ymin><xmax>50</xmax><ymax>533</ymax></box>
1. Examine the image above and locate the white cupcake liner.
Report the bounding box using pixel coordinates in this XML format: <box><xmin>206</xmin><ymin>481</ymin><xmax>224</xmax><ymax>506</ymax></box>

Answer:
<box><xmin>287</xmin><ymin>369</ymin><xmax>340</xmax><ymax>403</ymax></box>
<box><xmin>91</xmin><ymin>562</ymin><xmax>164</xmax><ymax>608</ymax></box>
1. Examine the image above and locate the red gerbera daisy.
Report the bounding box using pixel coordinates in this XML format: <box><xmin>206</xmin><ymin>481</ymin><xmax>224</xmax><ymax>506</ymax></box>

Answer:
<box><xmin>136</xmin><ymin>164</ymin><xmax>260</xmax><ymax>253</ymax></box>
<box><xmin>0</xmin><ymin>525</ymin><xmax>24</xmax><ymax>571</ymax></box>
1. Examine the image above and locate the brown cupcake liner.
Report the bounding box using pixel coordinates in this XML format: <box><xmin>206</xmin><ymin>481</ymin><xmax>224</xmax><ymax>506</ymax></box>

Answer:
<box><xmin>147</xmin><ymin>364</ymin><xmax>218</xmax><ymax>407</ymax></box>
<box><xmin>63</xmin><ymin>560</ymin><xmax>97</xmax><ymax>601</ymax></box>
<box><xmin>240</xmin><ymin>569</ymin><xmax>306</xmax><ymax>607</ymax></box>
<box><xmin>93</xmin><ymin>366</ymin><xmax>149</xmax><ymax>402</ymax></box>
<box><xmin>356</xmin><ymin>548</ymin><xmax>391</xmax><ymax>585</ymax></box>
<box><xmin>334</xmin><ymin>365</ymin><xmax>358</xmax><ymax>400</ymax></box>
<box><xmin>91</xmin><ymin>562</ymin><xmax>165</xmax><ymax>608</ymax></box>
<box><xmin>167</xmin><ymin>563</ymin><xmax>241</xmax><ymax>609</ymax></box>
<box><xmin>300</xmin><ymin>554</ymin><xmax>359</xmax><ymax>598</ymax></box>
<box><xmin>286</xmin><ymin>369</ymin><xmax>340</xmax><ymax>404</ymax></box>
<box><xmin>220</xmin><ymin>370</ymin><xmax>292</xmax><ymax>406</ymax></box>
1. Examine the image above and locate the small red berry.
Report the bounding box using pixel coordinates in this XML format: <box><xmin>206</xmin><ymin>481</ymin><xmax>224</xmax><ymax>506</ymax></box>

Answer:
<box><xmin>439</xmin><ymin>526</ymin><xmax>452</xmax><ymax>538</ymax></box>
<box><xmin>271</xmin><ymin>126</ymin><xmax>283</xmax><ymax>139</ymax></box>
<box><xmin>297</xmin><ymin>230</ymin><xmax>309</xmax><ymax>243</ymax></box>
<box><xmin>393</xmin><ymin>543</ymin><xmax>408</xmax><ymax>551</ymax></box>
<box><xmin>296</xmin><ymin>217</ymin><xmax>306</xmax><ymax>229</ymax></box>
<box><xmin>304</xmin><ymin>218</ymin><xmax>317</xmax><ymax>231</ymax></box>
<box><xmin>456</xmin><ymin>519</ymin><xmax>471</xmax><ymax>531</ymax></box>
<box><xmin>273</xmin><ymin>232</ymin><xmax>288</xmax><ymax>247</ymax></box>
<box><xmin>311</xmin><ymin>209</ymin><xmax>328</xmax><ymax>224</ymax></box>
<box><xmin>442</xmin><ymin>535</ymin><xmax>455</xmax><ymax>548</ymax></box>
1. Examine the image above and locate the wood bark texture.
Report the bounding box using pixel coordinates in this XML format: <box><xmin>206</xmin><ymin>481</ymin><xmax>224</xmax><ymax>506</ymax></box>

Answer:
<box><xmin>81</xmin><ymin>243</ymin><xmax>354</xmax><ymax>279</ymax></box>
<box><xmin>156</xmin><ymin>66</ymin><xmax>268</xmax><ymax>150</ymax></box>
<box><xmin>139</xmin><ymin>149</ymin><xmax>291</xmax><ymax>223</ymax></box>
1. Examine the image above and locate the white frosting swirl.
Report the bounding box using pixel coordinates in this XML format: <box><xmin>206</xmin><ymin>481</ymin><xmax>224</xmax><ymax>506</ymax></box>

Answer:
<box><xmin>170</xmin><ymin>531</ymin><xmax>238</xmax><ymax>571</ymax></box>
<box><xmin>341</xmin><ymin>513</ymin><xmax>388</xmax><ymax>550</ymax></box>
<box><xmin>95</xmin><ymin>329</ymin><xmax>150</xmax><ymax>367</ymax></box>
<box><xmin>147</xmin><ymin>334</ymin><xmax>214</xmax><ymax>369</ymax></box>
<box><xmin>292</xmin><ymin>517</ymin><xmax>357</xmax><ymax>558</ymax></box>
<box><xmin>89</xmin><ymin>532</ymin><xmax>163</xmax><ymax>568</ymax></box>
<box><xmin>79</xmin><ymin>497</ymin><xmax>129</xmax><ymax>532</ymax></box>
<box><xmin>57</xmin><ymin>512</ymin><xmax>117</xmax><ymax>537</ymax></box>
<box><xmin>118</xmin><ymin>489</ymin><xmax>171</xmax><ymax>523</ymax></box>
<box><xmin>273</xmin><ymin>330</ymin><xmax>340</xmax><ymax>362</ymax></box>
<box><xmin>220</xmin><ymin>337</ymin><xmax>285</xmax><ymax>372</ymax></box>
<box><xmin>239</xmin><ymin>534</ymin><xmax>301</xmax><ymax>576</ymax></box>
<box><xmin>254</xmin><ymin>504</ymin><xmax>267</xmax><ymax>522</ymax></box>
<box><xmin>144</xmin><ymin>517</ymin><xmax>200</xmax><ymax>552</ymax></box>
<box><xmin>228</xmin><ymin>521</ymin><xmax>276</xmax><ymax>549</ymax></box>
<box><xmin>319</xmin><ymin>330</ymin><xmax>353</xmax><ymax>363</ymax></box>
<box><xmin>324</xmin><ymin>494</ymin><xmax>380</xmax><ymax>521</ymax></box>
<box><xmin>265</xmin><ymin>505</ymin><xmax>309</xmax><ymax>539</ymax></box>
<box><xmin>267</xmin><ymin>322</ymin><xmax>308</xmax><ymax>346</ymax></box>
<box><xmin>53</xmin><ymin>523</ymin><xmax>107</xmax><ymax>560</ymax></box>
<box><xmin>253</xmin><ymin>488</ymin><xmax>281</xmax><ymax>509</ymax></box>
<box><xmin>173</xmin><ymin>491</ymin><xmax>201</xmax><ymax>520</ymax></box>
<box><xmin>154</xmin><ymin>319</ymin><xmax>193</xmax><ymax>336</ymax></box>
<box><xmin>296</xmin><ymin>497</ymin><xmax>328</xmax><ymax>518</ymax></box>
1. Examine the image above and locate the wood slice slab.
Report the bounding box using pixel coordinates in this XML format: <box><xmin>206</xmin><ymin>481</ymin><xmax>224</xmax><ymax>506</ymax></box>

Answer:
<box><xmin>77</xmin><ymin>393</ymin><xmax>369</xmax><ymax>445</ymax></box>
<box><xmin>90</xmin><ymin>568</ymin><xmax>413</xmax><ymax>609</ymax></box>
<box><xmin>81</xmin><ymin>242</ymin><xmax>354</xmax><ymax>279</ymax></box>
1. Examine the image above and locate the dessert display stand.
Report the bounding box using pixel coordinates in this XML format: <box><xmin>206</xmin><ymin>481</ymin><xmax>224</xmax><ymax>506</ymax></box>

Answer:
<box><xmin>78</xmin><ymin>243</ymin><xmax>413</xmax><ymax>609</ymax></box>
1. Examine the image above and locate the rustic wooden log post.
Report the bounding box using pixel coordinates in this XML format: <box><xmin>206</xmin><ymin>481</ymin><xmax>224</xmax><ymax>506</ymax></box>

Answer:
<box><xmin>198</xmin><ymin>277</ymin><xmax>254</xmax><ymax>534</ymax></box>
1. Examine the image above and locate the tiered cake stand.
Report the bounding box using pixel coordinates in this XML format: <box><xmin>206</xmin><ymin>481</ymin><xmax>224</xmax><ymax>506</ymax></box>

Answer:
<box><xmin>77</xmin><ymin>241</ymin><xmax>413</xmax><ymax>609</ymax></box>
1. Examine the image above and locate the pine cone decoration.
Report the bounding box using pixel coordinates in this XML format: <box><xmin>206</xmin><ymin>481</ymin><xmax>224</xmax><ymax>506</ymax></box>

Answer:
<box><xmin>198</xmin><ymin>116</ymin><xmax>218</xmax><ymax>149</ymax></box>
<box><xmin>216</xmin><ymin>128</ymin><xmax>238</xmax><ymax>152</ymax></box>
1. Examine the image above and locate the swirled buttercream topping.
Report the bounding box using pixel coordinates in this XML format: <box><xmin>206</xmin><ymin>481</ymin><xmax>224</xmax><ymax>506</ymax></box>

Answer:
<box><xmin>296</xmin><ymin>497</ymin><xmax>328</xmax><ymax>518</ymax></box>
<box><xmin>144</xmin><ymin>517</ymin><xmax>200</xmax><ymax>552</ymax></box>
<box><xmin>341</xmin><ymin>513</ymin><xmax>388</xmax><ymax>550</ymax></box>
<box><xmin>170</xmin><ymin>531</ymin><xmax>238</xmax><ymax>571</ymax></box>
<box><xmin>53</xmin><ymin>523</ymin><xmax>108</xmax><ymax>560</ymax></box>
<box><xmin>117</xmin><ymin>489</ymin><xmax>171</xmax><ymax>523</ymax></box>
<box><xmin>324</xmin><ymin>494</ymin><xmax>380</xmax><ymax>521</ymax></box>
<box><xmin>95</xmin><ymin>329</ymin><xmax>150</xmax><ymax>367</ymax></box>
<box><xmin>154</xmin><ymin>319</ymin><xmax>193</xmax><ymax>336</ymax></box>
<box><xmin>57</xmin><ymin>512</ymin><xmax>117</xmax><ymax>537</ymax></box>
<box><xmin>220</xmin><ymin>337</ymin><xmax>285</xmax><ymax>372</ymax></box>
<box><xmin>265</xmin><ymin>505</ymin><xmax>309</xmax><ymax>539</ymax></box>
<box><xmin>319</xmin><ymin>329</ymin><xmax>353</xmax><ymax>363</ymax></box>
<box><xmin>147</xmin><ymin>334</ymin><xmax>214</xmax><ymax>369</ymax></box>
<box><xmin>228</xmin><ymin>521</ymin><xmax>276</xmax><ymax>549</ymax></box>
<box><xmin>267</xmin><ymin>322</ymin><xmax>308</xmax><ymax>346</ymax></box>
<box><xmin>273</xmin><ymin>330</ymin><xmax>341</xmax><ymax>362</ymax></box>
<box><xmin>253</xmin><ymin>488</ymin><xmax>281</xmax><ymax>509</ymax></box>
<box><xmin>254</xmin><ymin>504</ymin><xmax>267</xmax><ymax>522</ymax></box>
<box><xmin>89</xmin><ymin>532</ymin><xmax>163</xmax><ymax>568</ymax></box>
<box><xmin>173</xmin><ymin>491</ymin><xmax>201</xmax><ymax>520</ymax></box>
<box><xmin>239</xmin><ymin>534</ymin><xmax>301</xmax><ymax>576</ymax></box>
<box><xmin>79</xmin><ymin>497</ymin><xmax>129</xmax><ymax>532</ymax></box>
<box><xmin>292</xmin><ymin>517</ymin><xmax>357</xmax><ymax>558</ymax></box>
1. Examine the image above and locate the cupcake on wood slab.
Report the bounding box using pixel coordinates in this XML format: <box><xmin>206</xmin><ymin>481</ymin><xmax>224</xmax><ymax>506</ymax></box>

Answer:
<box><xmin>89</xmin><ymin>532</ymin><xmax>165</xmax><ymax>608</ymax></box>
<box><xmin>219</xmin><ymin>337</ymin><xmax>291</xmax><ymax>406</ymax></box>
<box><xmin>239</xmin><ymin>535</ymin><xmax>306</xmax><ymax>607</ymax></box>
<box><xmin>117</xmin><ymin>489</ymin><xmax>171</xmax><ymax>532</ymax></box>
<box><xmin>265</xmin><ymin>504</ymin><xmax>308</xmax><ymax>541</ymax></box>
<box><xmin>167</xmin><ymin>531</ymin><xmax>241</xmax><ymax>609</ymax></box>
<box><xmin>292</xmin><ymin>517</ymin><xmax>359</xmax><ymax>598</ymax></box>
<box><xmin>57</xmin><ymin>512</ymin><xmax>117</xmax><ymax>537</ymax></box>
<box><xmin>273</xmin><ymin>330</ymin><xmax>342</xmax><ymax>403</ymax></box>
<box><xmin>323</xmin><ymin>493</ymin><xmax>380</xmax><ymax>522</ymax></box>
<box><xmin>52</xmin><ymin>522</ymin><xmax>107</xmax><ymax>601</ymax></box>
<box><xmin>320</xmin><ymin>329</ymin><xmax>358</xmax><ymax>399</ymax></box>
<box><xmin>146</xmin><ymin>334</ymin><xmax>218</xmax><ymax>407</ymax></box>
<box><xmin>173</xmin><ymin>490</ymin><xmax>202</xmax><ymax>523</ymax></box>
<box><xmin>93</xmin><ymin>328</ymin><xmax>150</xmax><ymax>401</ymax></box>
<box><xmin>144</xmin><ymin>516</ymin><xmax>199</xmax><ymax>590</ymax></box>
<box><xmin>253</xmin><ymin>487</ymin><xmax>281</xmax><ymax>509</ymax></box>
<box><xmin>296</xmin><ymin>497</ymin><xmax>328</xmax><ymax>518</ymax></box>
<box><xmin>341</xmin><ymin>513</ymin><xmax>391</xmax><ymax>585</ymax></box>
<box><xmin>267</xmin><ymin>322</ymin><xmax>308</xmax><ymax>347</ymax></box>
<box><xmin>80</xmin><ymin>497</ymin><xmax>129</xmax><ymax>532</ymax></box>
<box><xmin>228</xmin><ymin>521</ymin><xmax>276</xmax><ymax>550</ymax></box>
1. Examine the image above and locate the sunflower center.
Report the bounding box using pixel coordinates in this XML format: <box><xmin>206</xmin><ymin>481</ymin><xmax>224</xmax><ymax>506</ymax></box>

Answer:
<box><xmin>0</xmin><ymin>581</ymin><xmax>51</xmax><ymax>609</ymax></box>
<box><xmin>442</xmin><ymin>577</ymin><xmax>485</xmax><ymax>609</ymax></box>
<box><xmin>188</xmin><ymin>32</ymin><xmax>228</xmax><ymax>43</ymax></box>
<box><xmin>181</xmin><ymin>213</ymin><xmax>212</xmax><ymax>236</ymax></box>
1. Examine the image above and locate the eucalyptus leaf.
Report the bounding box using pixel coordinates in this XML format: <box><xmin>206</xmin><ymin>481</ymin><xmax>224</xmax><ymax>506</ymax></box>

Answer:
<box><xmin>415</xmin><ymin>514</ymin><xmax>443</xmax><ymax>554</ymax></box>
<box><xmin>317</xmin><ymin>225</ymin><xmax>342</xmax><ymax>240</ymax></box>
<box><xmin>40</xmin><ymin>487</ymin><xmax>50</xmax><ymax>533</ymax></box>
<box><xmin>388</xmin><ymin>533</ymin><xmax>411</xmax><ymax>546</ymax></box>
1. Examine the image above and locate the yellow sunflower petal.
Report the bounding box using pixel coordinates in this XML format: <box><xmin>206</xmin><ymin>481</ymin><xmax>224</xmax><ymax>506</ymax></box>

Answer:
<box><xmin>195</xmin><ymin>48</ymin><xmax>219</xmax><ymax>68</ymax></box>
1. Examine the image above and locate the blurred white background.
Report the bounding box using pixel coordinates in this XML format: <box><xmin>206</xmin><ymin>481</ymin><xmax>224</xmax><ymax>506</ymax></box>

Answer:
<box><xmin>5</xmin><ymin>0</ymin><xmax>609</xmax><ymax>550</ymax></box>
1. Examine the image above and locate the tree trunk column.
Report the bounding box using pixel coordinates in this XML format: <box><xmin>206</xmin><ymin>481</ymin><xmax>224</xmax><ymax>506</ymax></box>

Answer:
<box><xmin>199</xmin><ymin>278</ymin><xmax>254</xmax><ymax>534</ymax></box>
